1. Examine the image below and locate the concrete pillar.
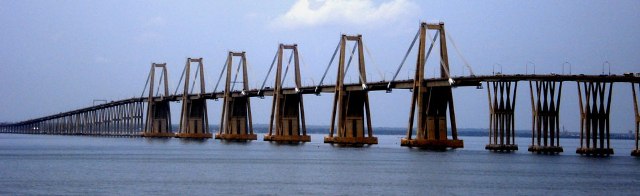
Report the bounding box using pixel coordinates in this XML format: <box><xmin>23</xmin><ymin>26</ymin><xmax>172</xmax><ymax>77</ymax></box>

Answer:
<box><xmin>401</xmin><ymin>22</ymin><xmax>462</xmax><ymax>149</ymax></box>
<box><xmin>576</xmin><ymin>81</ymin><xmax>614</xmax><ymax>156</ymax></box>
<box><xmin>176</xmin><ymin>58</ymin><xmax>212</xmax><ymax>139</ymax></box>
<box><xmin>216</xmin><ymin>52</ymin><xmax>257</xmax><ymax>141</ymax></box>
<box><xmin>324</xmin><ymin>35</ymin><xmax>377</xmax><ymax>146</ymax></box>
<box><xmin>485</xmin><ymin>81</ymin><xmax>518</xmax><ymax>152</ymax></box>
<box><xmin>264</xmin><ymin>44</ymin><xmax>310</xmax><ymax>143</ymax></box>
<box><xmin>528</xmin><ymin>81</ymin><xmax>564</xmax><ymax>154</ymax></box>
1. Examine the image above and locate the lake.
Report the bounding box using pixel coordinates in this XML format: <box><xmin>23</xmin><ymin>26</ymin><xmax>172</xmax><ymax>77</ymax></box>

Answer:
<box><xmin>0</xmin><ymin>133</ymin><xmax>639</xmax><ymax>195</ymax></box>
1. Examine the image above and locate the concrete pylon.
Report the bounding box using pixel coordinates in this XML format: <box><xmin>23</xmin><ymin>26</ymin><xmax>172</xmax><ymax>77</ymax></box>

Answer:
<box><xmin>264</xmin><ymin>44</ymin><xmax>310</xmax><ymax>143</ymax></box>
<box><xmin>176</xmin><ymin>58</ymin><xmax>212</xmax><ymax>139</ymax></box>
<box><xmin>401</xmin><ymin>22</ymin><xmax>463</xmax><ymax>149</ymax></box>
<box><xmin>143</xmin><ymin>63</ymin><xmax>174</xmax><ymax>137</ymax></box>
<box><xmin>215</xmin><ymin>52</ymin><xmax>257</xmax><ymax>141</ymax></box>
<box><xmin>324</xmin><ymin>34</ymin><xmax>378</xmax><ymax>146</ymax></box>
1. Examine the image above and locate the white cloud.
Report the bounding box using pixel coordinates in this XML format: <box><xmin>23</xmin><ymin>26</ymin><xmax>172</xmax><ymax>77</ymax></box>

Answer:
<box><xmin>271</xmin><ymin>0</ymin><xmax>418</xmax><ymax>29</ymax></box>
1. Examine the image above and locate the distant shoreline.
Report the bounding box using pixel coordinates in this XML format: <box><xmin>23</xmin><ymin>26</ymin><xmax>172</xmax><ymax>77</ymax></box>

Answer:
<box><xmin>172</xmin><ymin>124</ymin><xmax>637</xmax><ymax>140</ymax></box>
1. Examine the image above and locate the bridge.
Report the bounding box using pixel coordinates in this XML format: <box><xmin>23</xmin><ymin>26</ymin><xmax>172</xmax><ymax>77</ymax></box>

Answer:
<box><xmin>1</xmin><ymin>22</ymin><xmax>639</xmax><ymax>156</ymax></box>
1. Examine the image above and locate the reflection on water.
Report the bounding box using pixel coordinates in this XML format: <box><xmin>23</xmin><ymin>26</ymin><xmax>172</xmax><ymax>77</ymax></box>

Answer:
<box><xmin>218</xmin><ymin>140</ymin><xmax>253</xmax><ymax>146</ymax></box>
<box><xmin>144</xmin><ymin>137</ymin><xmax>171</xmax><ymax>144</ymax></box>
<box><xmin>266</xmin><ymin>141</ymin><xmax>306</xmax><ymax>147</ymax></box>
<box><xmin>177</xmin><ymin>138</ymin><xmax>209</xmax><ymax>145</ymax></box>
<box><xmin>0</xmin><ymin>133</ymin><xmax>638</xmax><ymax>195</ymax></box>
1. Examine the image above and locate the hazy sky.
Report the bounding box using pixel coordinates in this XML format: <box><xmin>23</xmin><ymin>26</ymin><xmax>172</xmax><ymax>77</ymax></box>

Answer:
<box><xmin>1</xmin><ymin>0</ymin><xmax>639</xmax><ymax>133</ymax></box>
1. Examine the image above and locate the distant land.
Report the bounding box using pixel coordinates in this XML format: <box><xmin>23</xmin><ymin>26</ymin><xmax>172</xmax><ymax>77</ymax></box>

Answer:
<box><xmin>170</xmin><ymin>124</ymin><xmax>636</xmax><ymax>140</ymax></box>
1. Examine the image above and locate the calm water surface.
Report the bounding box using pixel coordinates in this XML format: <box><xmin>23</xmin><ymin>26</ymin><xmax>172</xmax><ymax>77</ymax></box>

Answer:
<box><xmin>1</xmin><ymin>133</ymin><xmax>639</xmax><ymax>195</ymax></box>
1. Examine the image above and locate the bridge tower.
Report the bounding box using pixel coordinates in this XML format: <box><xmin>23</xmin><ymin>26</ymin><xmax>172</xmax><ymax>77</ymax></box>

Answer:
<box><xmin>176</xmin><ymin>58</ymin><xmax>212</xmax><ymax>138</ymax></box>
<box><xmin>528</xmin><ymin>81</ymin><xmax>564</xmax><ymax>154</ymax></box>
<box><xmin>576</xmin><ymin>81</ymin><xmax>614</xmax><ymax>156</ymax></box>
<box><xmin>632</xmin><ymin>82</ymin><xmax>640</xmax><ymax>156</ymax></box>
<box><xmin>263</xmin><ymin>44</ymin><xmax>311</xmax><ymax>142</ymax></box>
<box><xmin>142</xmin><ymin>63</ymin><xmax>174</xmax><ymax>137</ymax></box>
<box><xmin>324</xmin><ymin>34</ymin><xmax>378</xmax><ymax>145</ymax></box>
<box><xmin>485</xmin><ymin>81</ymin><xmax>518</xmax><ymax>152</ymax></box>
<box><xmin>215</xmin><ymin>52</ymin><xmax>257</xmax><ymax>141</ymax></box>
<box><xmin>401</xmin><ymin>22</ymin><xmax>463</xmax><ymax>149</ymax></box>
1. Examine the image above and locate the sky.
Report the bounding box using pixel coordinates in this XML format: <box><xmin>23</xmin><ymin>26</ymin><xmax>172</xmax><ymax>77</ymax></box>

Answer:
<box><xmin>1</xmin><ymin>0</ymin><xmax>639</xmax><ymax>133</ymax></box>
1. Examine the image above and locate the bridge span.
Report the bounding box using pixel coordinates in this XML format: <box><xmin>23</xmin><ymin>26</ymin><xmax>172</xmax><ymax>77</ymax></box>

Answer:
<box><xmin>1</xmin><ymin>22</ymin><xmax>639</xmax><ymax>156</ymax></box>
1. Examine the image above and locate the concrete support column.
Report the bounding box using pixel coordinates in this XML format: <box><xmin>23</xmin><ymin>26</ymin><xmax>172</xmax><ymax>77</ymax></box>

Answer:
<box><xmin>177</xmin><ymin>58</ymin><xmax>212</xmax><ymax>139</ymax></box>
<box><xmin>485</xmin><ymin>81</ymin><xmax>518</xmax><ymax>152</ymax></box>
<box><xmin>264</xmin><ymin>44</ymin><xmax>310</xmax><ymax>143</ymax></box>
<box><xmin>323</xmin><ymin>35</ymin><xmax>377</xmax><ymax>146</ymax></box>
<box><xmin>401</xmin><ymin>22</ymin><xmax>462</xmax><ymax>149</ymax></box>
<box><xmin>528</xmin><ymin>81</ymin><xmax>564</xmax><ymax>154</ymax></box>
<box><xmin>576</xmin><ymin>81</ymin><xmax>614</xmax><ymax>156</ymax></box>
<box><xmin>143</xmin><ymin>63</ymin><xmax>174</xmax><ymax>137</ymax></box>
<box><xmin>630</xmin><ymin>82</ymin><xmax>639</xmax><ymax>156</ymax></box>
<box><xmin>216</xmin><ymin>52</ymin><xmax>257</xmax><ymax>141</ymax></box>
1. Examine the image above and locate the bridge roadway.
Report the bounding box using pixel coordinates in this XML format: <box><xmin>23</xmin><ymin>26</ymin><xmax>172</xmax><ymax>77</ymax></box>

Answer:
<box><xmin>11</xmin><ymin>74</ymin><xmax>639</xmax><ymax>125</ymax></box>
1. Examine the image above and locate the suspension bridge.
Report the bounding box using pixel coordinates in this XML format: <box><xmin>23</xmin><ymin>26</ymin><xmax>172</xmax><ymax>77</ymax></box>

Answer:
<box><xmin>1</xmin><ymin>22</ymin><xmax>639</xmax><ymax>156</ymax></box>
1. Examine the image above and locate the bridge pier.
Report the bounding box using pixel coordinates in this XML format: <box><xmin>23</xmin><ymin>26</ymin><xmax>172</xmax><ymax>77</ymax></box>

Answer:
<box><xmin>78</xmin><ymin>112</ymin><xmax>85</xmax><ymax>135</ymax></box>
<box><xmin>101</xmin><ymin>108</ymin><xmax>109</xmax><ymax>135</ymax></box>
<box><xmin>107</xmin><ymin>107</ymin><xmax>115</xmax><ymax>135</ymax></box>
<box><xmin>176</xmin><ymin>58</ymin><xmax>212</xmax><ymax>139</ymax></box>
<box><xmin>324</xmin><ymin>35</ymin><xmax>377</xmax><ymax>146</ymax></box>
<box><xmin>144</xmin><ymin>102</ymin><xmax>172</xmax><ymax>137</ymax></box>
<box><xmin>485</xmin><ymin>81</ymin><xmax>518</xmax><ymax>152</ymax></box>
<box><xmin>114</xmin><ymin>106</ymin><xmax>121</xmax><ymax>135</ymax></box>
<box><xmin>101</xmin><ymin>108</ymin><xmax>108</xmax><ymax>135</ymax></box>
<box><xmin>91</xmin><ymin>109</ymin><xmax>100</xmax><ymax>135</ymax></box>
<box><xmin>72</xmin><ymin>114</ymin><xmax>80</xmax><ymax>135</ymax></box>
<box><xmin>102</xmin><ymin>108</ymin><xmax>110</xmax><ymax>135</ymax></box>
<box><xmin>57</xmin><ymin>116</ymin><xmax>64</xmax><ymax>134</ymax></box>
<box><xmin>111</xmin><ymin>105</ymin><xmax>123</xmax><ymax>135</ymax></box>
<box><xmin>129</xmin><ymin>102</ymin><xmax>145</xmax><ymax>136</ymax></box>
<box><xmin>528</xmin><ymin>81</ymin><xmax>564</xmax><ymax>154</ymax></box>
<box><xmin>57</xmin><ymin>115</ymin><xmax>65</xmax><ymax>135</ymax></box>
<box><xmin>576</xmin><ymin>81</ymin><xmax>614</xmax><ymax>156</ymax></box>
<box><xmin>67</xmin><ymin>114</ymin><xmax>75</xmax><ymax>135</ymax></box>
<box><xmin>216</xmin><ymin>52</ymin><xmax>257</xmax><ymax>141</ymax></box>
<box><xmin>142</xmin><ymin>63</ymin><xmax>174</xmax><ymax>137</ymax></box>
<box><xmin>112</xmin><ymin>107</ymin><xmax>119</xmax><ymax>135</ymax></box>
<box><xmin>631</xmin><ymin>82</ymin><xmax>640</xmax><ymax>156</ymax></box>
<box><xmin>264</xmin><ymin>44</ymin><xmax>310</xmax><ymax>143</ymax></box>
<box><xmin>0</xmin><ymin>101</ymin><xmax>144</xmax><ymax>136</ymax></box>
<box><xmin>401</xmin><ymin>22</ymin><xmax>463</xmax><ymax>149</ymax></box>
<box><xmin>109</xmin><ymin>106</ymin><xmax>118</xmax><ymax>135</ymax></box>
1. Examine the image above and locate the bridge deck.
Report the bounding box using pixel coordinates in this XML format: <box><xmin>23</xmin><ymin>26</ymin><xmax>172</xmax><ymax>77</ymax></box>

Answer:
<box><xmin>7</xmin><ymin>74</ymin><xmax>640</xmax><ymax>125</ymax></box>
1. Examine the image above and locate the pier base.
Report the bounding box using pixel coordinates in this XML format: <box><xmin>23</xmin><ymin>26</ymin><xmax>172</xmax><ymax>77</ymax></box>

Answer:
<box><xmin>400</xmin><ymin>138</ymin><xmax>463</xmax><ymax>150</ymax></box>
<box><xmin>324</xmin><ymin>136</ymin><xmax>377</xmax><ymax>146</ymax></box>
<box><xmin>264</xmin><ymin>135</ymin><xmax>310</xmax><ymax>142</ymax></box>
<box><xmin>485</xmin><ymin>144</ymin><xmax>518</xmax><ymax>152</ymax></box>
<box><xmin>215</xmin><ymin>133</ymin><xmax>257</xmax><ymax>141</ymax></box>
<box><xmin>175</xmin><ymin>133</ymin><xmax>213</xmax><ymax>139</ymax></box>
<box><xmin>142</xmin><ymin>132</ymin><xmax>176</xmax><ymax>137</ymax></box>
<box><xmin>576</xmin><ymin>147</ymin><xmax>614</xmax><ymax>156</ymax></box>
<box><xmin>631</xmin><ymin>150</ymin><xmax>640</xmax><ymax>157</ymax></box>
<box><xmin>528</xmin><ymin>145</ymin><xmax>563</xmax><ymax>154</ymax></box>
